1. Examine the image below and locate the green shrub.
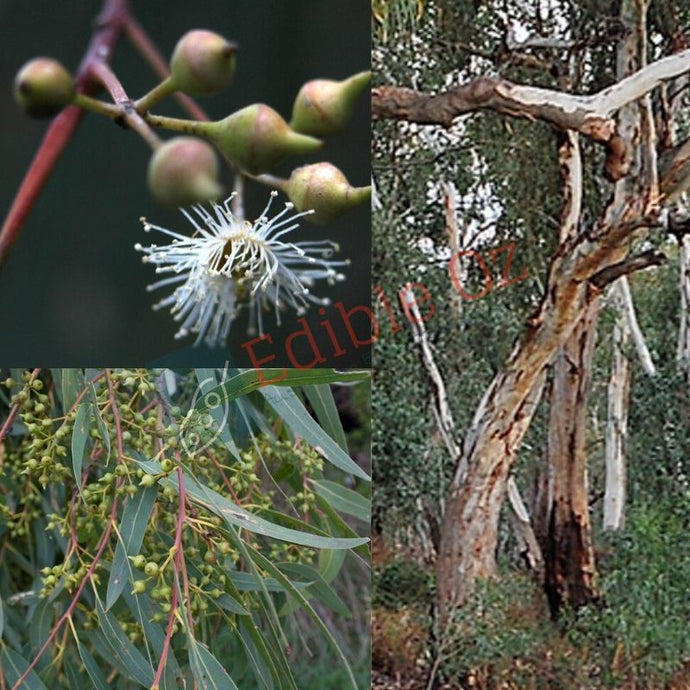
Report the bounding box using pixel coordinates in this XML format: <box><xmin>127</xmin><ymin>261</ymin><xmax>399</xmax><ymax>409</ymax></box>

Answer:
<box><xmin>373</xmin><ymin>558</ymin><xmax>435</xmax><ymax>611</ymax></box>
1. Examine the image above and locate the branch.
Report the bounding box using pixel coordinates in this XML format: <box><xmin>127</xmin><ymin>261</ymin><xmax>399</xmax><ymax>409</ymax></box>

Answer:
<box><xmin>614</xmin><ymin>277</ymin><xmax>655</xmax><ymax>376</ymax></box>
<box><xmin>373</xmin><ymin>78</ymin><xmax>615</xmax><ymax>140</ymax></box>
<box><xmin>373</xmin><ymin>48</ymin><xmax>690</xmax><ymax>142</ymax></box>
<box><xmin>400</xmin><ymin>284</ymin><xmax>461</xmax><ymax>461</ymax></box>
<box><xmin>0</xmin><ymin>0</ymin><xmax>130</xmax><ymax>267</ymax></box>
<box><xmin>590</xmin><ymin>249</ymin><xmax>667</xmax><ymax>289</ymax></box>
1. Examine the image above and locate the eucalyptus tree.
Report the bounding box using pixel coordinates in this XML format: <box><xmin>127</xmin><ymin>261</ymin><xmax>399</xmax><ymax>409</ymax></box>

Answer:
<box><xmin>373</xmin><ymin>0</ymin><xmax>690</xmax><ymax>622</ymax></box>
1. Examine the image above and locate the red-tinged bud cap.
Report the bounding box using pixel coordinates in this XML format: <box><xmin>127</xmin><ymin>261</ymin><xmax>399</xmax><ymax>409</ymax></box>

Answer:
<box><xmin>170</xmin><ymin>30</ymin><xmax>237</xmax><ymax>96</ymax></box>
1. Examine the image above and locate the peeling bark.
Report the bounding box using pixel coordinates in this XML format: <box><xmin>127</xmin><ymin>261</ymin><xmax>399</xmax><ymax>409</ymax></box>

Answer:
<box><xmin>544</xmin><ymin>300</ymin><xmax>601</xmax><ymax>616</ymax></box>
<box><xmin>507</xmin><ymin>474</ymin><xmax>544</xmax><ymax>576</ymax></box>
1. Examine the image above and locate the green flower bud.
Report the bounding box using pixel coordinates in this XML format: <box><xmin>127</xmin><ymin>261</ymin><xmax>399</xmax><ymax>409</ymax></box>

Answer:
<box><xmin>139</xmin><ymin>473</ymin><xmax>156</xmax><ymax>488</ymax></box>
<box><xmin>160</xmin><ymin>457</ymin><xmax>174</xmax><ymax>473</ymax></box>
<box><xmin>170</xmin><ymin>30</ymin><xmax>237</xmax><ymax>96</ymax></box>
<box><xmin>290</xmin><ymin>71</ymin><xmax>370</xmax><ymax>137</ymax></box>
<box><xmin>147</xmin><ymin>136</ymin><xmax>222</xmax><ymax>207</ymax></box>
<box><xmin>203</xmin><ymin>104</ymin><xmax>322</xmax><ymax>174</ymax></box>
<box><xmin>282</xmin><ymin>162</ymin><xmax>371</xmax><ymax>225</ymax></box>
<box><xmin>132</xmin><ymin>579</ymin><xmax>147</xmax><ymax>594</ymax></box>
<box><xmin>144</xmin><ymin>561</ymin><xmax>159</xmax><ymax>577</ymax></box>
<box><xmin>131</xmin><ymin>554</ymin><xmax>146</xmax><ymax>569</ymax></box>
<box><xmin>14</xmin><ymin>57</ymin><xmax>75</xmax><ymax>118</ymax></box>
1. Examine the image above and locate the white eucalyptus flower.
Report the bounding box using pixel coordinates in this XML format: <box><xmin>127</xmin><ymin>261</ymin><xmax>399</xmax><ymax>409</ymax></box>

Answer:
<box><xmin>135</xmin><ymin>192</ymin><xmax>347</xmax><ymax>347</ymax></box>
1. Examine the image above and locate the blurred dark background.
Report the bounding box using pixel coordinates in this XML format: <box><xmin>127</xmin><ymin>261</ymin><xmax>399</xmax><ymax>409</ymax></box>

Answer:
<box><xmin>0</xmin><ymin>0</ymin><xmax>370</xmax><ymax>367</ymax></box>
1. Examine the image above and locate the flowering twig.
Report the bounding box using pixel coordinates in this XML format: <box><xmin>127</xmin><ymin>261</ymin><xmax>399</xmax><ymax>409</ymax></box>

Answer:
<box><xmin>0</xmin><ymin>0</ymin><xmax>130</xmax><ymax>268</ymax></box>
<box><xmin>12</xmin><ymin>495</ymin><xmax>121</xmax><ymax>689</ymax></box>
<box><xmin>152</xmin><ymin>462</ymin><xmax>191</xmax><ymax>689</ymax></box>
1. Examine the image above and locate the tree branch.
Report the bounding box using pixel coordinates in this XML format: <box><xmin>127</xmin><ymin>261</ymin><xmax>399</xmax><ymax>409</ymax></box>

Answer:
<box><xmin>590</xmin><ymin>249</ymin><xmax>667</xmax><ymax>288</ymax></box>
<box><xmin>373</xmin><ymin>48</ymin><xmax>690</xmax><ymax>143</ymax></box>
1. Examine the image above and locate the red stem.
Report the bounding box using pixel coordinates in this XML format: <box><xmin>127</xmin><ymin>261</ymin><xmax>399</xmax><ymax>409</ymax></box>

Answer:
<box><xmin>0</xmin><ymin>0</ymin><xmax>130</xmax><ymax>268</ymax></box>
<box><xmin>12</xmin><ymin>494</ymin><xmax>121</xmax><ymax>689</ymax></box>
<box><xmin>152</xmin><ymin>462</ymin><xmax>189</xmax><ymax>688</ymax></box>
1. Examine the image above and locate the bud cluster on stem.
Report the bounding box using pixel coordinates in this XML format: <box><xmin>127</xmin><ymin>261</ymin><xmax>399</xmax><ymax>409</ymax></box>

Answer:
<box><xmin>14</xmin><ymin>27</ymin><xmax>370</xmax><ymax>215</ymax></box>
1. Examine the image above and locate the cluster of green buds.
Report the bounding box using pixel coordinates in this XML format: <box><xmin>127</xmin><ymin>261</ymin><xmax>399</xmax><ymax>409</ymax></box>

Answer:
<box><xmin>0</xmin><ymin>369</ymin><xmax>335</xmax><ymax>647</ymax></box>
<box><xmin>13</xmin><ymin>29</ymin><xmax>371</xmax><ymax>221</ymax></box>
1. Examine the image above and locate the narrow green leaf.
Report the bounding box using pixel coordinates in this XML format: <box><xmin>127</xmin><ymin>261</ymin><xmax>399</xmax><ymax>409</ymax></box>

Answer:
<box><xmin>189</xmin><ymin>638</ymin><xmax>240</xmax><ymax>690</ymax></box>
<box><xmin>60</xmin><ymin>368</ymin><xmax>85</xmax><ymax>413</ymax></box>
<box><xmin>229</xmin><ymin>571</ymin><xmax>310</xmax><ymax>592</ymax></box>
<box><xmin>318</xmin><ymin>548</ymin><xmax>347</xmax><ymax>584</ymax></box>
<box><xmin>70</xmin><ymin>402</ymin><xmax>90</xmax><ymax>493</ymax></box>
<box><xmin>75</xmin><ymin>635</ymin><xmax>109</xmax><ymax>690</ymax></box>
<box><xmin>194</xmin><ymin>369</ymin><xmax>369</xmax><ymax>412</ymax></box>
<box><xmin>0</xmin><ymin>648</ymin><xmax>48</xmax><ymax>690</ymax></box>
<box><xmin>87</xmin><ymin>382</ymin><xmax>110</xmax><ymax>464</ymax></box>
<box><xmin>130</xmin><ymin>453</ymin><xmax>368</xmax><ymax>550</ymax></box>
<box><xmin>303</xmin><ymin>384</ymin><xmax>348</xmax><ymax>451</ymax></box>
<box><xmin>29</xmin><ymin>597</ymin><xmax>57</xmax><ymax>658</ymax></box>
<box><xmin>195</xmin><ymin>369</ymin><xmax>240</xmax><ymax>461</ymax></box>
<box><xmin>238</xmin><ymin>618</ymin><xmax>277</xmax><ymax>690</ymax></box>
<box><xmin>313</xmin><ymin>494</ymin><xmax>371</xmax><ymax>561</ymax></box>
<box><xmin>248</xmin><ymin>546</ymin><xmax>359</xmax><ymax>690</ymax></box>
<box><xmin>106</xmin><ymin>485</ymin><xmax>157</xmax><ymax>610</ymax></box>
<box><xmin>95</xmin><ymin>597</ymin><xmax>155</xmax><ymax>686</ymax></box>
<box><xmin>191</xmin><ymin>477</ymin><xmax>368</xmax><ymax>549</ymax></box>
<box><xmin>63</xmin><ymin>656</ymin><xmax>85</xmax><ymax>688</ymax></box>
<box><xmin>123</xmin><ymin>589</ymin><xmax>183</xmax><ymax>688</ymax></box>
<box><xmin>278</xmin><ymin>563</ymin><xmax>350</xmax><ymax>617</ymax></box>
<box><xmin>310</xmin><ymin>479</ymin><xmax>371</xmax><ymax>522</ymax></box>
<box><xmin>0</xmin><ymin>594</ymin><xmax>3</xmax><ymax>639</ymax></box>
<box><xmin>260</xmin><ymin>386</ymin><xmax>369</xmax><ymax>480</ymax></box>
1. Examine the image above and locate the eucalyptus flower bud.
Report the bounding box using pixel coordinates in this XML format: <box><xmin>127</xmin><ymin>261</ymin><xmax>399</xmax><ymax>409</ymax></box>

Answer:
<box><xmin>290</xmin><ymin>70</ymin><xmax>371</xmax><ymax>137</ymax></box>
<box><xmin>202</xmin><ymin>104</ymin><xmax>322</xmax><ymax>174</ymax></box>
<box><xmin>14</xmin><ymin>57</ymin><xmax>75</xmax><ymax>118</ymax></box>
<box><xmin>147</xmin><ymin>137</ymin><xmax>222</xmax><ymax>207</ymax></box>
<box><xmin>283</xmin><ymin>162</ymin><xmax>371</xmax><ymax>225</ymax></box>
<box><xmin>170</xmin><ymin>29</ymin><xmax>237</xmax><ymax>96</ymax></box>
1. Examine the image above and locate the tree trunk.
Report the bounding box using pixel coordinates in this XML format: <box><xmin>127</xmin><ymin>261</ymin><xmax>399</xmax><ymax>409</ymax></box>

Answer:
<box><xmin>604</xmin><ymin>280</ymin><xmax>633</xmax><ymax>530</ymax></box>
<box><xmin>544</xmin><ymin>300</ymin><xmax>601</xmax><ymax>616</ymax></box>
<box><xmin>677</xmin><ymin>234</ymin><xmax>690</xmax><ymax>381</ymax></box>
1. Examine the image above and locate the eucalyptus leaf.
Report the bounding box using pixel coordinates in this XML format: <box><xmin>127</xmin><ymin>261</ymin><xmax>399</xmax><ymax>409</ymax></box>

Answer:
<box><xmin>95</xmin><ymin>597</ymin><xmax>155</xmax><ymax>686</ymax></box>
<box><xmin>247</xmin><ymin>546</ymin><xmax>359</xmax><ymax>690</ymax></box>
<box><xmin>74</xmin><ymin>635</ymin><xmax>109</xmax><ymax>690</ymax></box>
<box><xmin>87</xmin><ymin>382</ymin><xmax>110</xmax><ymax>464</ymax></box>
<box><xmin>189</xmin><ymin>638</ymin><xmax>240</xmax><ymax>690</ymax></box>
<box><xmin>310</xmin><ymin>479</ymin><xmax>371</xmax><ymax>522</ymax></box>
<box><xmin>0</xmin><ymin>648</ymin><xmax>48</xmax><ymax>690</ymax></box>
<box><xmin>105</xmin><ymin>484</ymin><xmax>157</xmax><ymax>610</ymax></box>
<box><xmin>259</xmin><ymin>386</ymin><xmax>369</xmax><ymax>480</ymax></box>
<box><xmin>194</xmin><ymin>369</ymin><xmax>368</xmax><ymax>412</ymax></box>
<box><xmin>70</xmin><ymin>402</ymin><xmax>90</xmax><ymax>494</ymax></box>
<box><xmin>303</xmin><ymin>384</ymin><xmax>349</xmax><ymax>451</ymax></box>
<box><xmin>130</xmin><ymin>453</ymin><xmax>368</xmax><ymax>550</ymax></box>
<box><xmin>59</xmin><ymin>368</ymin><xmax>85</xmax><ymax>413</ymax></box>
<box><xmin>278</xmin><ymin>562</ymin><xmax>351</xmax><ymax>617</ymax></box>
